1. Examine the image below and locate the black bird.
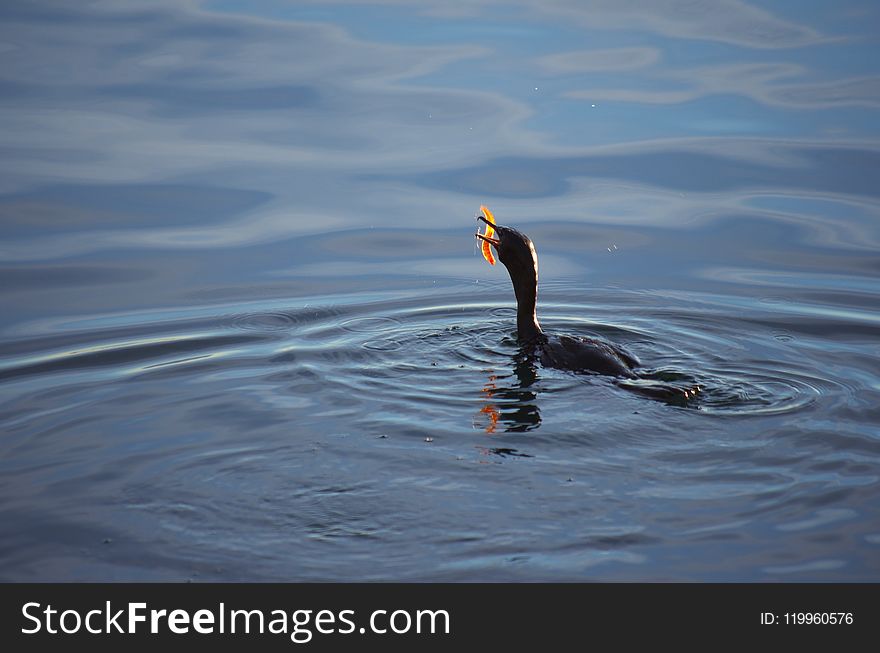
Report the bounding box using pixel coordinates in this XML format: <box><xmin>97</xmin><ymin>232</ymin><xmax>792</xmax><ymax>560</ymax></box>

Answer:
<box><xmin>476</xmin><ymin>216</ymin><xmax>637</xmax><ymax>375</ymax></box>
<box><xmin>476</xmin><ymin>215</ymin><xmax>698</xmax><ymax>401</ymax></box>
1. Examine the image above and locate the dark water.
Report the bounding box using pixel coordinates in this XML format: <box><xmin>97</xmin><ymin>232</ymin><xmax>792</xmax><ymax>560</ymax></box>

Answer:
<box><xmin>1</xmin><ymin>1</ymin><xmax>879</xmax><ymax>581</ymax></box>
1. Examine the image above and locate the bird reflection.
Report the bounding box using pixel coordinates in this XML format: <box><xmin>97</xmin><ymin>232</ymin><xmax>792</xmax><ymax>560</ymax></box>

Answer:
<box><xmin>477</xmin><ymin>348</ymin><xmax>543</xmax><ymax>434</ymax></box>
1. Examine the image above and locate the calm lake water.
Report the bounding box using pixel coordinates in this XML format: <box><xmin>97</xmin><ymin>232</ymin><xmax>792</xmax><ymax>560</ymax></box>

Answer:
<box><xmin>1</xmin><ymin>1</ymin><xmax>879</xmax><ymax>581</ymax></box>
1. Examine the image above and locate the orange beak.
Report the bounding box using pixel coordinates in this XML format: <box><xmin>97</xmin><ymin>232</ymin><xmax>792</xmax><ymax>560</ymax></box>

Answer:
<box><xmin>475</xmin><ymin>205</ymin><xmax>498</xmax><ymax>265</ymax></box>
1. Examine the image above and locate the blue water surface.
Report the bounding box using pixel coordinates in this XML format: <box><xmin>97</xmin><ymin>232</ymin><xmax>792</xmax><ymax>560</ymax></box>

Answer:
<box><xmin>1</xmin><ymin>0</ymin><xmax>879</xmax><ymax>581</ymax></box>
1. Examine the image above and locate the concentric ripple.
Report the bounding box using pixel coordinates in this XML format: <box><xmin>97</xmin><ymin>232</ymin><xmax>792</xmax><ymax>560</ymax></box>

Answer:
<box><xmin>339</xmin><ymin>316</ymin><xmax>403</xmax><ymax>333</ymax></box>
<box><xmin>214</xmin><ymin>285</ymin><xmax>849</xmax><ymax>432</ymax></box>
<box><xmin>0</xmin><ymin>285</ymin><xmax>851</xmax><ymax>429</ymax></box>
<box><xmin>228</xmin><ymin>311</ymin><xmax>300</xmax><ymax>331</ymax></box>
<box><xmin>1</xmin><ymin>279</ymin><xmax>876</xmax><ymax>582</ymax></box>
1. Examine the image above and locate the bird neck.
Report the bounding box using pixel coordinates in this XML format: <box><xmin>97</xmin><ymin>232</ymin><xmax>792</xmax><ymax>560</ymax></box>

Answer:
<box><xmin>514</xmin><ymin>277</ymin><xmax>543</xmax><ymax>342</ymax></box>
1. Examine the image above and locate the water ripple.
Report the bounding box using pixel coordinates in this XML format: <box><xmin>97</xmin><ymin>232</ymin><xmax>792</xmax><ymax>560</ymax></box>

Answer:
<box><xmin>1</xmin><ymin>283</ymin><xmax>876</xmax><ymax>581</ymax></box>
<box><xmin>227</xmin><ymin>311</ymin><xmax>300</xmax><ymax>332</ymax></box>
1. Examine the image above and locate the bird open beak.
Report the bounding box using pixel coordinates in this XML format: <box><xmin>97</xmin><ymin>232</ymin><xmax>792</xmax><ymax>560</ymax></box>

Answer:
<box><xmin>475</xmin><ymin>216</ymin><xmax>500</xmax><ymax>246</ymax></box>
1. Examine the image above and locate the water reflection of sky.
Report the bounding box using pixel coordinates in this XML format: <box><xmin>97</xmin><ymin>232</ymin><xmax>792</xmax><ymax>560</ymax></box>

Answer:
<box><xmin>3</xmin><ymin>2</ymin><xmax>880</xmax><ymax>583</ymax></box>
<box><xmin>1</xmin><ymin>0</ymin><xmax>879</xmax><ymax>268</ymax></box>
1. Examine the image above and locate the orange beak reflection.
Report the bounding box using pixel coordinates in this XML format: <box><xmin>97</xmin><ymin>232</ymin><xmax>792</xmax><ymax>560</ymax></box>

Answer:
<box><xmin>479</xmin><ymin>373</ymin><xmax>500</xmax><ymax>434</ymax></box>
<box><xmin>479</xmin><ymin>404</ymin><xmax>499</xmax><ymax>434</ymax></box>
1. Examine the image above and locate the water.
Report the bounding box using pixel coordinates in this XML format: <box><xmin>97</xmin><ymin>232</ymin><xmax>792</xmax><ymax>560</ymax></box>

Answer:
<box><xmin>1</xmin><ymin>1</ymin><xmax>879</xmax><ymax>581</ymax></box>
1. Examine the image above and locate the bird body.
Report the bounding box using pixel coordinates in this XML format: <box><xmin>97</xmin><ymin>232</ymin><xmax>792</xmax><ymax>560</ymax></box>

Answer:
<box><xmin>534</xmin><ymin>334</ymin><xmax>639</xmax><ymax>378</ymax></box>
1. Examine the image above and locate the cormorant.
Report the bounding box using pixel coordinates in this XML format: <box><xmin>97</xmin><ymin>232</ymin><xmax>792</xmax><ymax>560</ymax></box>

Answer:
<box><xmin>476</xmin><ymin>213</ymin><xmax>698</xmax><ymax>402</ymax></box>
<box><xmin>477</xmin><ymin>216</ymin><xmax>639</xmax><ymax>379</ymax></box>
